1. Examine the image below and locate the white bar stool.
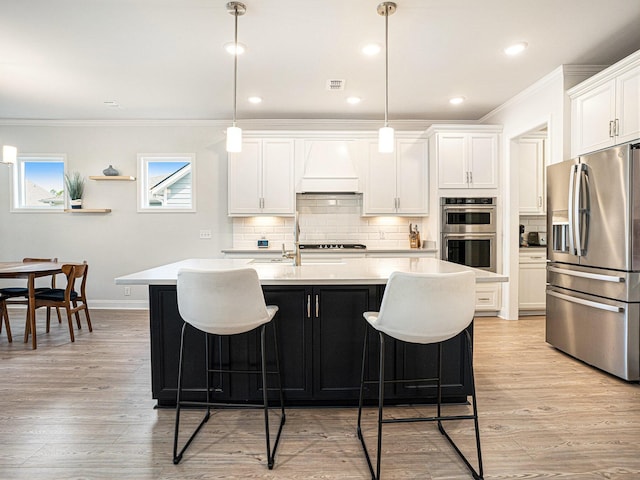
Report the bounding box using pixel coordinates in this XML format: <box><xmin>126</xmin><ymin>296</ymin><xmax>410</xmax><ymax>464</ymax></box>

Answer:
<box><xmin>356</xmin><ymin>270</ymin><xmax>483</xmax><ymax>479</ymax></box>
<box><xmin>173</xmin><ymin>267</ymin><xmax>286</xmax><ymax>468</ymax></box>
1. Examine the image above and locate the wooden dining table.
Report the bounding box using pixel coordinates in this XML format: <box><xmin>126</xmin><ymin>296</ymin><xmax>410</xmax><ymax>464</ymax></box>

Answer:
<box><xmin>0</xmin><ymin>261</ymin><xmax>63</xmax><ymax>349</ymax></box>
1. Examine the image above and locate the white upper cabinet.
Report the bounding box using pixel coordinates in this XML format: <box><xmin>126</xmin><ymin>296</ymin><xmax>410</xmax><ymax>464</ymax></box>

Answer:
<box><xmin>518</xmin><ymin>137</ymin><xmax>545</xmax><ymax>215</ymax></box>
<box><xmin>228</xmin><ymin>138</ymin><xmax>295</xmax><ymax>216</ymax></box>
<box><xmin>427</xmin><ymin>125</ymin><xmax>500</xmax><ymax>190</ymax></box>
<box><xmin>570</xmin><ymin>50</ymin><xmax>640</xmax><ymax>156</ymax></box>
<box><xmin>363</xmin><ymin>137</ymin><xmax>428</xmax><ymax>216</ymax></box>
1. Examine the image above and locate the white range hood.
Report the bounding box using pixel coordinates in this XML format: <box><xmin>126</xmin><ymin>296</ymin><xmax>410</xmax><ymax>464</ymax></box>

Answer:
<box><xmin>297</xmin><ymin>140</ymin><xmax>360</xmax><ymax>193</ymax></box>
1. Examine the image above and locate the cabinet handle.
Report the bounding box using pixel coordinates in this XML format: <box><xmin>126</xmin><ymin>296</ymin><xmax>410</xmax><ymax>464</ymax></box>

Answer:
<box><xmin>469</xmin><ymin>171</ymin><xmax>473</xmax><ymax>184</ymax></box>
<box><xmin>307</xmin><ymin>295</ymin><xmax>311</xmax><ymax>318</ymax></box>
<box><xmin>396</xmin><ymin>197</ymin><xmax>400</xmax><ymax>210</ymax></box>
<box><xmin>615</xmin><ymin>118</ymin><xmax>620</xmax><ymax>136</ymax></box>
<box><xmin>538</xmin><ymin>196</ymin><xmax>542</xmax><ymax>208</ymax></box>
<box><xmin>609</xmin><ymin>120</ymin><xmax>614</xmax><ymax>138</ymax></box>
<box><xmin>315</xmin><ymin>294</ymin><xmax>319</xmax><ymax>318</ymax></box>
<box><xmin>465</xmin><ymin>171</ymin><xmax>469</xmax><ymax>184</ymax></box>
<box><xmin>478</xmin><ymin>297</ymin><xmax>490</xmax><ymax>301</ymax></box>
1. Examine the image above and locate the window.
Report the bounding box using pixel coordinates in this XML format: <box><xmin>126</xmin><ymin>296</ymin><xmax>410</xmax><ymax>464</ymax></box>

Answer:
<box><xmin>137</xmin><ymin>154</ymin><xmax>196</xmax><ymax>212</ymax></box>
<box><xmin>11</xmin><ymin>155</ymin><xmax>66</xmax><ymax>211</ymax></box>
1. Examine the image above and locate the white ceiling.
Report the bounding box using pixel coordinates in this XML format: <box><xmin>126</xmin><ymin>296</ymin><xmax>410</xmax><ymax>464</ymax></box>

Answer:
<box><xmin>1</xmin><ymin>0</ymin><xmax>640</xmax><ymax>122</ymax></box>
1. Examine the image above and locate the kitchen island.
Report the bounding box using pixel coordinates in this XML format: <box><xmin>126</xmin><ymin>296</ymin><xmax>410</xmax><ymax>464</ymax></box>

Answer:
<box><xmin>116</xmin><ymin>257</ymin><xmax>506</xmax><ymax>407</ymax></box>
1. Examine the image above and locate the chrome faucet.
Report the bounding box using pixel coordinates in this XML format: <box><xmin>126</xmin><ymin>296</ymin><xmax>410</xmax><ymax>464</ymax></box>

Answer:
<box><xmin>282</xmin><ymin>211</ymin><xmax>301</xmax><ymax>266</ymax></box>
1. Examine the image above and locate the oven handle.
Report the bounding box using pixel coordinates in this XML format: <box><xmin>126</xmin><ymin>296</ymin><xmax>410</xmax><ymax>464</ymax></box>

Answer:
<box><xmin>442</xmin><ymin>205</ymin><xmax>496</xmax><ymax>212</ymax></box>
<box><xmin>547</xmin><ymin>290</ymin><xmax>624</xmax><ymax>313</ymax></box>
<box><xmin>442</xmin><ymin>233</ymin><xmax>496</xmax><ymax>239</ymax></box>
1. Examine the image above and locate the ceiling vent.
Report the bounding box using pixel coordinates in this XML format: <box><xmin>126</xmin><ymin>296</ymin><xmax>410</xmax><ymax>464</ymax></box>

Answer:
<box><xmin>326</xmin><ymin>79</ymin><xmax>345</xmax><ymax>91</ymax></box>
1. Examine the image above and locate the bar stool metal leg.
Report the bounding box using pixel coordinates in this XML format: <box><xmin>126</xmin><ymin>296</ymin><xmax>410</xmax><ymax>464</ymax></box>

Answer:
<box><xmin>357</xmin><ymin>327</ymin><xmax>386</xmax><ymax>480</ymax></box>
<box><xmin>261</xmin><ymin>322</ymin><xmax>287</xmax><ymax>470</ymax></box>
<box><xmin>357</xmin><ymin>328</ymin><xmax>484</xmax><ymax>480</ymax></box>
<box><xmin>173</xmin><ymin>323</ymin><xmax>211</xmax><ymax>465</ymax></box>
<box><xmin>435</xmin><ymin>330</ymin><xmax>484</xmax><ymax>480</ymax></box>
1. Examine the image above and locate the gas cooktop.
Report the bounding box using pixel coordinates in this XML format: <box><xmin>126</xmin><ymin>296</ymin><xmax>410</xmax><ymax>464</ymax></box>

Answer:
<box><xmin>299</xmin><ymin>243</ymin><xmax>366</xmax><ymax>250</ymax></box>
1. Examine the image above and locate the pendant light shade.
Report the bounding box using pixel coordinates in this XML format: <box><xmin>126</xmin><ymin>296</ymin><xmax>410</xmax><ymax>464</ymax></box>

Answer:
<box><xmin>378</xmin><ymin>126</ymin><xmax>394</xmax><ymax>153</ymax></box>
<box><xmin>377</xmin><ymin>2</ymin><xmax>396</xmax><ymax>153</ymax></box>
<box><xmin>2</xmin><ymin>145</ymin><xmax>17</xmax><ymax>164</ymax></box>
<box><xmin>226</xmin><ymin>126</ymin><xmax>242</xmax><ymax>152</ymax></box>
<box><xmin>226</xmin><ymin>2</ymin><xmax>246</xmax><ymax>153</ymax></box>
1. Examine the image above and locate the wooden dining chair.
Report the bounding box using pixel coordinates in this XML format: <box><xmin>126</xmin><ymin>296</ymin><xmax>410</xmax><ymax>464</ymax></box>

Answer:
<box><xmin>29</xmin><ymin>262</ymin><xmax>92</xmax><ymax>343</ymax></box>
<box><xmin>0</xmin><ymin>257</ymin><xmax>62</xmax><ymax>326</ymax></box>
<box><xmin>0</xmin><ymin>294</ymin><xmax>12</xmax><ymax>342</ymax></box>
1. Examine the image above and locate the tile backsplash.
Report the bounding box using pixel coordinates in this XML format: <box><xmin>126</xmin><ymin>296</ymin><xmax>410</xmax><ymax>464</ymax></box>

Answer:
<box><xmin>519</xmin><ymin>215</ymin><xmax>547</xmax><ymax>245</ymax></box>
<box><xmin>232</xmin><ymin>194</ymin><xmax>428</xmax><ymax>249</ymax></box>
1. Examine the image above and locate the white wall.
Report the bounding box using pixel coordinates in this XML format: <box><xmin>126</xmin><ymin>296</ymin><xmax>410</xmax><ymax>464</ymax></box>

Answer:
<box><xmin>0</xmin><ymin>123</ymin><xmax>233</xmax><ymax>308</ymax></box>
<box><xmin>480</xmin><ymin>65</ymin><xmax>599</xmax><ymax>319</ymax></box>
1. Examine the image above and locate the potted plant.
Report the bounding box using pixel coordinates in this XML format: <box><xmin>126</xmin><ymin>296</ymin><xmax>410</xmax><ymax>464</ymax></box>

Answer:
<box><xmin>65</xmin><ymin>171</ymin><xmax>85</xmax><ymax>209</ymax></box>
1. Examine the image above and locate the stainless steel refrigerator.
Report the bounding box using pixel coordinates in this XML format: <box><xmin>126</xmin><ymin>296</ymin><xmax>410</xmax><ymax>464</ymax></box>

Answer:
<box><xmin>546</xmin><ymin>142</ymin><xmax>640</xmax><ymax>380</ymax></box>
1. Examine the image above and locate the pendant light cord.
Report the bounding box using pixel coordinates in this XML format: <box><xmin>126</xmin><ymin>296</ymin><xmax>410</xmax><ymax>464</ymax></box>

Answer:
<box><xmin>384</xmin><ymin>4</ymin><xmax>389</xmax><ymax>128</ymax></box>
<box><xmin>232</xmin><ymin>5</ymin><xmax>239</xmax><ymax>127</ymax></box>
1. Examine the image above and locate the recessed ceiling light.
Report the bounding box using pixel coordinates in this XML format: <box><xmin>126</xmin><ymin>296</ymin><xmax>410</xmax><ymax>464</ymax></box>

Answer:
<box><xmin>224</xmin><ymin>42</ymin><xmax>246</xmax><ymax>55</ymax></box>
<box><xmin>504</xmin><ymin>42</ymin><xmax>528</xmax><ymax>56</ymax></box>
<box><xmin>362</xmin><ymin>43</ymin><xmax>381</xmax><ymax>56</ymax></box>
<box><xmin>449</xmin><ymin>96</ymin><xmax>465</xmax><ymax>105</ymax></box>
<box><xmin>248</xmin><ymin>96</ymin><xmax>262</xmax><ymax>104</ymax></box>
<box><xmin>346</xmin><ymin>96</ymin><xmax>362</xmax><ymax>105</ymax></box>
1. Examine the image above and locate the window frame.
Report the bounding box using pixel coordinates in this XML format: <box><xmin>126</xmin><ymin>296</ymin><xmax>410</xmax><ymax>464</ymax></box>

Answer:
<box><xmin>137</xmin><ymin>153</ymin><xmax>196</xmax><ymax>213</ymax></box>
<box><xmin>10</xmin><ymin>154</ymin><xmax>67</xmax><ymax>213</ymax></box>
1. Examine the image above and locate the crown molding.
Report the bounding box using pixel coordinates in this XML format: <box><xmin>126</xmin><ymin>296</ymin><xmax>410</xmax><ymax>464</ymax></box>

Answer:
<box><xmin>0</xmin><ymin>117</ymin><xmax>463</xmax><ymax>130</ymax></box>
<box><xmin>479</xmin><ymin>66</ymin><xmax>565</xmax><ymax>123</ymax></box>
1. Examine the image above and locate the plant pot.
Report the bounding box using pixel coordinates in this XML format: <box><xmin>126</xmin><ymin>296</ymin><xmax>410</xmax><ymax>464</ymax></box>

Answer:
<box><xmin>70</xmin><ymin>199</ymin><xmax>83</xmax><ymax>209</ymax></box>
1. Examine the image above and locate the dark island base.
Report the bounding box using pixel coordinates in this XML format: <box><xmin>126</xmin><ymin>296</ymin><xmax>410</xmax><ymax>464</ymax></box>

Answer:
<box><xmin>149</xmin><ymin>285</ymin><xmax>473</xmax><ymax>408</ymax></box>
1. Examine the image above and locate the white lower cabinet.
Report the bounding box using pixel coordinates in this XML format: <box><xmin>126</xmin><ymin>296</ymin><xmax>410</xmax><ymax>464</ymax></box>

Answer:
<box><xmin>475</xmin><ymin>283</ymin><xmax>501</xmax><ymax>313</ymax></box>
<box><xmin>519</xmin><ymin>249</ymin><xmax>547</xmax><ymax>314</ymax></box>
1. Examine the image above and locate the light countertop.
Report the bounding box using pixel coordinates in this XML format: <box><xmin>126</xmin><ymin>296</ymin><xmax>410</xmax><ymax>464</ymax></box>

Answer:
<box><xmin>115</xmin><ymin>257</ymin><xmax>507</xmax><ymax>286</ymax></box>
<box><xmin>221</xmin><ymin>247</ymin><xmax>438</xmax><ymax>255</ymax></box>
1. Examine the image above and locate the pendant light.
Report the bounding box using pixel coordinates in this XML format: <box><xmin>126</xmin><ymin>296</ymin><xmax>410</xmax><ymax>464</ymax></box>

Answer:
<box><xmin>226</xmin><ymin>2</ymin><xmax>246</xmax><ymax>153</ymax></box>
<box><xmin>377</xmin><ymin>2</ymin><xmax>396</xmax><ymax>153</ymax></box>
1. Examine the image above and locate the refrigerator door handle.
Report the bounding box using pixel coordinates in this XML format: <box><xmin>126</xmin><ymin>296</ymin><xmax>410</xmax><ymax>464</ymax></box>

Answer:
<box><xmin>547</xmin><ymin>290</ymin><xmax>624</xmax><ymax>313</ymax></box>
<box><xmin>548</xmin><ymin>266</ymin><xmax>625</xmax><ymax>283</ymax></box>
<box><xmin>574</xmin><ymin>164</ymin><xmax>584</xmax><ymax>256</ymax></box>
<box><xmin>568</xmin><ymin>164</ymin><xmax>577</xmax><ymax>255</ymax></box>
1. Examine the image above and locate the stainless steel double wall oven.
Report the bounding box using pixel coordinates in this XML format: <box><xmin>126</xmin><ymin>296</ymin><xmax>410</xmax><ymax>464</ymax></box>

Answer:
<box><xmin>441</xmin><ymin>197</ymin><xmax>497</xmax><ymax>272</ymax></box>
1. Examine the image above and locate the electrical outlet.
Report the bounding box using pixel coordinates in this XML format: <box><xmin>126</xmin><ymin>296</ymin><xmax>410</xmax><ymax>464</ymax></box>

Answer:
<box><xmin>199</xmin><ymin>229</ymin><xmax>212</xmax><ymax>239</ymax></box>
<box><xmin>124</xmin><ymin>286</ymin><xmax>131</xmax><ymax>296</ymax></box>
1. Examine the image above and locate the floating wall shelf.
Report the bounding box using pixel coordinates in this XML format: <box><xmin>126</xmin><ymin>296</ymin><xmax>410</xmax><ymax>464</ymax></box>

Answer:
<box><xmin>89</xmin><ymin>176</ymin><xmax>136</xmax><ymax>181</ymax></box>
<box><xmin>64</xmin><ymin>209</ymin><xmax>112</xmax><ymax>213</ymax></box>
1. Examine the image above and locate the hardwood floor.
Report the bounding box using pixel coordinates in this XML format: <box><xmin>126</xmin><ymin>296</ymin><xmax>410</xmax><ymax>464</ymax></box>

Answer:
<box><xmin>0</xmin><ymin>310</ymin><xmax>639</xmax><ymax>479</ymax></box>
